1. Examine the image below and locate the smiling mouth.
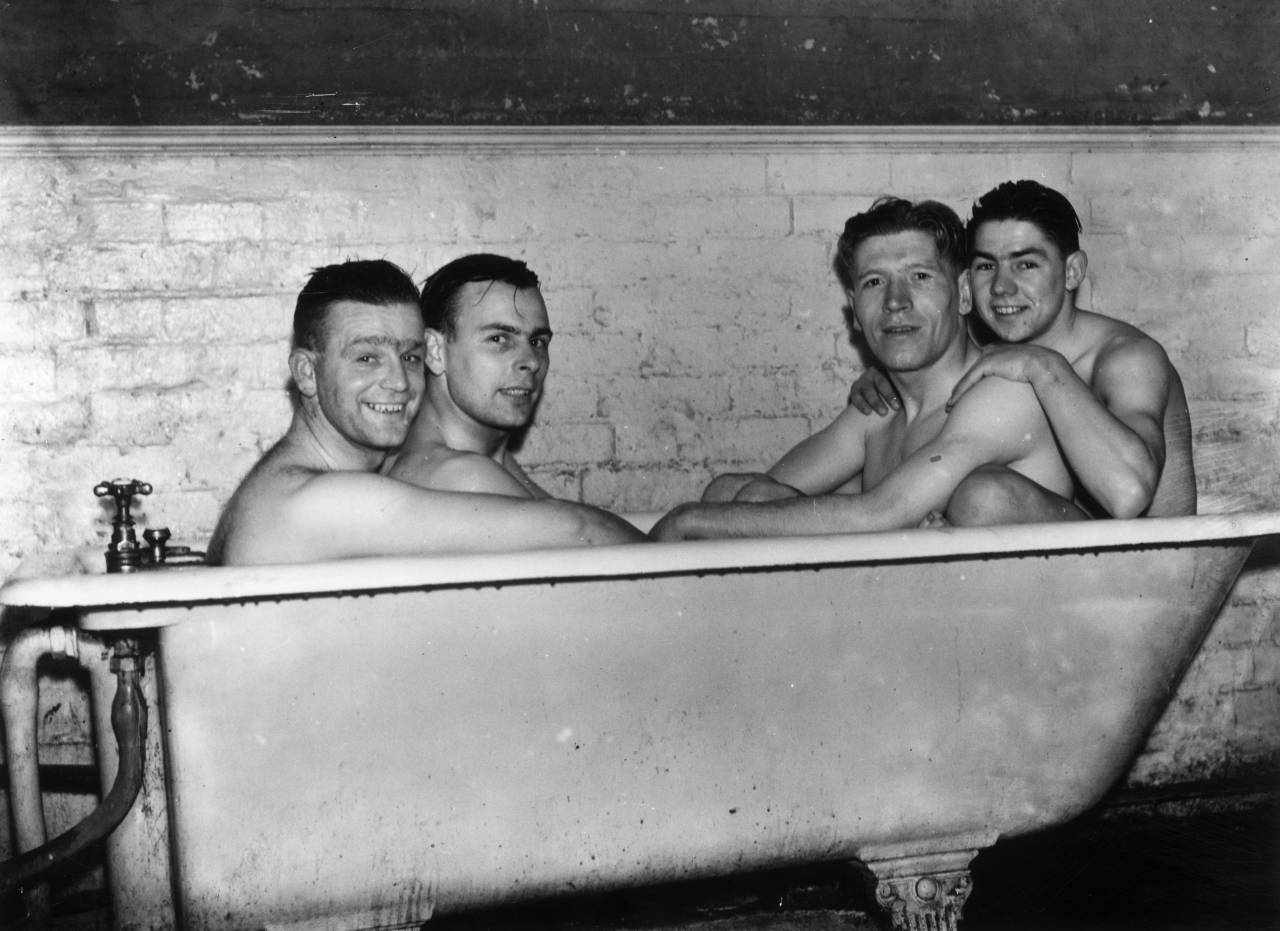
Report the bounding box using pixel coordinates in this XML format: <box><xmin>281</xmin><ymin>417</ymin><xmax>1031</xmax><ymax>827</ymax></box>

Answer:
<box><xmin>364</xmin><ymin>402</ymin><xmax>408</xmax><ymax>415</ymax></box>
<box><xmin>499</xmin><ymin>388</ymin><xmax>535</xmax><ymax>400</ymax></box>
<box><xmin>882</xmin><ymin>325</ymin><xmax>918</xmax><ymax>336</ymax></box>
<box><xmin>989</xmin><ymin>305</ymin><xmax>1026</xmax><ymax>317</ymax></box>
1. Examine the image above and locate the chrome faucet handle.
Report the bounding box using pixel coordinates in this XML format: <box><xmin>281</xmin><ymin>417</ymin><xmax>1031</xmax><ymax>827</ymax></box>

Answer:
<box><xmin>94</xmin><ymin>478</ymin><xmax>153</xmax><ymax>522</ymax></box>
<box><xmin>94</xmin><ymin>478</ymin><xmax>153</xmax><ymax>573</ymax></box>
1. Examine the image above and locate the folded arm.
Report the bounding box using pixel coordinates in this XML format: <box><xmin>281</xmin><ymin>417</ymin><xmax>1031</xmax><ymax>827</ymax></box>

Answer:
<box><xmin>653</xmin><ymin>380</ymin><xmax>1043</xmax><ymax>541</ymax></box>
<box><xmin>947</xmin><ymin>341</ymin><xmax>1164</xmax><ymax>518</ymax></box>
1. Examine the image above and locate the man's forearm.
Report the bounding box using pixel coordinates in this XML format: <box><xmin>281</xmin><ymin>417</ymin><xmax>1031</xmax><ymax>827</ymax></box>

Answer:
<box><xmin>655</xmin><ymin>494</ymin><xmax>900</xmax><ymax>541</ymax></box>
<box><xmin>1029</xmin><ymin>356</ymin><xmax>1159</xmax><ymax>517</ymax></box>
<box><xmin>556</xmin><ymin>500</ymin><xmax>651</xmax><ymax>546</ymax></box>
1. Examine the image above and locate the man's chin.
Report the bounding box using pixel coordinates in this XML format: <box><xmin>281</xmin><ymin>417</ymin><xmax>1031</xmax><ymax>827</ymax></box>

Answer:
<box><xmin>979</xmin><ymin>313</ymin><xmax>1032</xmax><ymax>340</ymax></box>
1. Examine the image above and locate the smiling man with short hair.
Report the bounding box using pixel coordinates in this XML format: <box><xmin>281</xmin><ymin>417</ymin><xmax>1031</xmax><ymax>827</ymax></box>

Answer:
<box><xmin>650</xmin><ymin>196</ymin><xmax>1078</xmax><ymax>542</ymax></box>
<box><xmin>209</xmin><ymin>258</ymin><xmax>646</xmax><ymax>566</ymax></box>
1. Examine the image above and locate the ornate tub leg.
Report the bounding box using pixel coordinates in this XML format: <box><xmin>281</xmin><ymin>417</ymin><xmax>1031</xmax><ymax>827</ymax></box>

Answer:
<box><xmin>855</xmin><ymin>832</ymin><xmax>996</xmax><ymax>931</ymax></box>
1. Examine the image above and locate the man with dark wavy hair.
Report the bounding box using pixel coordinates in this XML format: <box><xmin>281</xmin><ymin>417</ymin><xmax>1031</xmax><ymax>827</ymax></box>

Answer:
<box><xmin>651</xmin><ymin>196</ymin><xmax>1080</xmax><ymax>541</ymax></box>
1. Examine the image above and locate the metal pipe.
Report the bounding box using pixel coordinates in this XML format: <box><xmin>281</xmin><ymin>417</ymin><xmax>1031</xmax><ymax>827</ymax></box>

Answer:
<box><xmin>1</xmin><ymin>624</ymin><xmax>81</xmax><ymax>919</ymax></box>
<box><xmin>0</xmin><ymin>639</ymin><xmax>146</xmax><ymax>899</ymax></box>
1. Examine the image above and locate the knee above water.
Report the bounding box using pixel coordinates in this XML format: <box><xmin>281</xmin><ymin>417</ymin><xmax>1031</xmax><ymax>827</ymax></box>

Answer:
<box><xmin>945</xmin><ymin>466</ymin><xmax>1022</xmax><ymax>527</ymax></box>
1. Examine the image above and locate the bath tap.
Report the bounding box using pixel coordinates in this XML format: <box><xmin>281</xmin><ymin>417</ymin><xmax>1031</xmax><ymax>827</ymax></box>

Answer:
<box><xmin>95</xmin><ymin>478</ymin><xmax>152</xmax><ymax>573</ymax></box>
<box><xmin>94</xmin><ymin>478</ymin><xmax>205</xmax><ymax>572</ymax></box>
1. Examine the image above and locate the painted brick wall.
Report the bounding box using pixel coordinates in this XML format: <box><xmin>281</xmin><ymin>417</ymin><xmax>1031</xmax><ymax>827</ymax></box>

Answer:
<box><xmin>0</xmin><ymin>127</ymin><xmax>1278</xmax><ymax>801</ymax></box>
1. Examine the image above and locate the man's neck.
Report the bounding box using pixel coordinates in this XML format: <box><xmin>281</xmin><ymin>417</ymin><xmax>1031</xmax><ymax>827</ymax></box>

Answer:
<box><xmin>289</xmin><ymin>410</ymin><xmax>385</xmax><ymax>474</ymax></box>
<box><xmin>1022</xmin><ymin>295</ymin><xmax>1081</xmax><ymax>355</ymax></box>
<box><xmin>889</xmin><ymin>339</ymin><xmax>975</xmax><ymax>421</ymax></box>
<box><xmin>416</xmin><ymin>395</ymin><xmax>512</xmax><ymax>463</ymax></box>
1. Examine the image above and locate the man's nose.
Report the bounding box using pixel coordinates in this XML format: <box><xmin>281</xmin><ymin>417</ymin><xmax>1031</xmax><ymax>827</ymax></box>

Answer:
<box><xmin>885</xmin><ymin>278</ymin><xmax>910</xmax><ymax>311</ymax></box>
<box><xmin>382</xmin><ymin>358</ymin><xmax>411</xmax><ymax>390</ymax></box>
<box><xmin>514</xmin><ymin>344</ymin><xmax>542</xmax><ymax>372</ymax></box>
<box><xmin>992</xmin><ymin>265</ymin><xmax>1016</xmax><ymax>295</ymax></box>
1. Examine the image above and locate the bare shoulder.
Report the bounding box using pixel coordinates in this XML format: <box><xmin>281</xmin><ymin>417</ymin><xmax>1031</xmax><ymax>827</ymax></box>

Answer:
<box><xmin>208</xmin><ymin>448</ymin><xmax>329</xmax><ymax>564</ymax></box>
<box><xmin>1077</xmin><ymin>310</ymin><xmax>1174</xmax><ymax>370</ymax></box>
<box><xmin>214</xmin><ymin>466</ymin><xmax>436</xmax><ymax>566</ymax></box>
<box><xmin>389</xmin><ymin>444</ymin><xmax>530</xmax><ymax>497</ymax></box>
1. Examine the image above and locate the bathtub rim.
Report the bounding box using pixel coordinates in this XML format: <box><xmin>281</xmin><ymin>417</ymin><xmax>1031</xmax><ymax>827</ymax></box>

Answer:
<box><xmin>3</xmin><ymin>510</ymin><xmax>1278</xmax><ymax>620</ymax></box>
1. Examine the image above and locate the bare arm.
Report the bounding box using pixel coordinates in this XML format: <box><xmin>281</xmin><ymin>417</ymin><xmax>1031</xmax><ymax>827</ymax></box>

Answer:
<box><xmin>222</xmin><ymin>471</ymin><xmax>648</xmax><ymax>566</ymax></box>
<box><xmin>698</xmin><ymin>404</ymin><xmax>873</xmax><ymax>505</ymax></box>
<box><xmin>947</xmin><ymin>341</ymin><xmax>1165</xmax><ymax>518</ymax></box>
<box><xmin>701</xmin><ymin>472</ymin><xmax>805</xmax><ymax>503</ymax></box>
<box><xmin>761</xmin><ymin>404</ymin><xmax>875</xmax><ymax>495</ymax></box>
<box><xmin>652</xmin><ymin>380</ymin><xmax>1047</xmax><ymax>541</ymax></box>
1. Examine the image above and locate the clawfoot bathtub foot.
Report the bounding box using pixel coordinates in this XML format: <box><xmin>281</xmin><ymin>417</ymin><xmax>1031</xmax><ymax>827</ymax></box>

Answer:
<box><xmin>855</xmin><ymin>834</ymin><xmax>994</xmax><ymax>931</ymax></box>
<box><xmin>870</xmin><ymin>864</ymin><xmax>971</xmax><ymax>930</ymax></box>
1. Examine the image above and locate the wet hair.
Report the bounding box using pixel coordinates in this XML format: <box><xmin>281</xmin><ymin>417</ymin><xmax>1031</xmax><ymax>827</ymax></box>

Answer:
<box><xmin>968</xmin><ymin>180</ymin><xmax>1082</xmax><ymax>257</ymax></box>
<box><xmin>292</xmin><ymin>259</ymin><xmax>421</xmax><ymax>352</ymax></box>
<box><xmin>834</xmin><ymin>197</ymin><xmax>967</xmax><ymax>291</ymax></box>
<box><xmin>420</xmin><ymin>253</ymin><xmax>541</xmax><ymax>338</ymax></box>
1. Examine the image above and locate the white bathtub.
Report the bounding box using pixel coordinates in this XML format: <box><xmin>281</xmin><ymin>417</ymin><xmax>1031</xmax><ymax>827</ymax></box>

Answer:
<box><xmin>4</xmin><ymin>512</ymin><xmax>1278</xmax><ymax>931</ymax></box>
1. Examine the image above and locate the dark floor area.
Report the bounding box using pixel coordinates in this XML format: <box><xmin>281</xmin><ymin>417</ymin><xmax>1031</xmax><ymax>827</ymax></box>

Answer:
<box><xmin>8</xmin><ymin>786</ymin><xmax>1278</xmax><ymax>930</ymax></box>
<box><xmin>428</xmin><ymin>789</ymin><xmax>1279</xmax><ymax>931</ymax></box>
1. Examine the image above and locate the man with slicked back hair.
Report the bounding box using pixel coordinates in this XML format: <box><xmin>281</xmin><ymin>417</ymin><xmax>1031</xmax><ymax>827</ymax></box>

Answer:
<box><xmin>384</xmin><ymin>253</ymin><xmax>554</xmax><ymax>498</ymax></box>
<box><xmin>209</xmin><ymin>258</ymin><xmax>646</xmax><ymax>566</ymax></box>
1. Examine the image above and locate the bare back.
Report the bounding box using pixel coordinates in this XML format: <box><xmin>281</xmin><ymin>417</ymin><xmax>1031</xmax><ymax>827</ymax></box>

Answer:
<box><xmin>207</xmin><ymin>437</ymin><xmax>336</xmax><ymax>566</ymax></box>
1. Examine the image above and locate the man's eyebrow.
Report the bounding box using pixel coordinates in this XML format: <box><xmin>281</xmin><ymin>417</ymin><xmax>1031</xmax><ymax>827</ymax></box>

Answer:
<box><xmin>972</xmin><ymin>246</ymin><xmax>1049</xmax><ymax>261</ymax></box>
<box><xmin>344</xmin><ymin>335</ymin><xmax>424</xmax><ymax>350</ymax></box>
<box><xmin>481</xmin><ymin>322</ymin><xmax>554</xmax><ymax>337</ymax></box>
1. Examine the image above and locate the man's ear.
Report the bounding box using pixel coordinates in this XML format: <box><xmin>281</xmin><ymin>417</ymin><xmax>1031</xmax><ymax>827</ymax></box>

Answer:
<box><xmin>289</xmin><ymin>348</ymin><xmax>319</xmax><ymax>398</ymax></box>
<box><xmin>425</xmin><ymin>328</ymin><xmax>448</xmax><ymax>376</ymax></box>
<box><xmin>957</xmin><ymin>270</ymin><xmax>973</xmax><ymax>316</ymax></box>
<box><xmin>844</xmin><ymin>289</ymin><xmax>862</xmax><ymax>332</ymax></box>
<box><xmin>1065</xmin><ymin>249</ymin><xmax>1088</xmax><ymax>292</ymax></box>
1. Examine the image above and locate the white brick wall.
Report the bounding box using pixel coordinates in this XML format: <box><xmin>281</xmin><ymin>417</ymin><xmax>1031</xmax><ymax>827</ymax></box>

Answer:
<box><xmin>1</xmin><ymin>126</ymin><xmax>1277</xmax><ymax>789</ymax></box>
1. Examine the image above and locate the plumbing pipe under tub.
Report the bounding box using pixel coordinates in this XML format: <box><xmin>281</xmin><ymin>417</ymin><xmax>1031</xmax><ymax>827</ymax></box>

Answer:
<box><xmin>0</xmin><ymin>627</ymin><xmax>147</xmax><ymax>909</ymax></box>
<box><xmin>2</xmin><ymin>624</ymin><xmax>80</xmax><ymax>919</ymax></box>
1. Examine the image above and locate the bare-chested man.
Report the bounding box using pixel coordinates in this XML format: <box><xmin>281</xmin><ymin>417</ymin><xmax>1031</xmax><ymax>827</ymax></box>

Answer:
<box><xmin>848</xmin><ymin>180</ymin><xmax>1196</xmax><ymax>520</ymax></box>
<box><xmin>208</xmin><ymin>259</ymin><xmax>646</xmax><ymax>566</ymax></box>
<box><xmin>382</xmin><ymin>254</ymin><xmax>555</xmax><ymax>498</ymax></box>
<box><xmin>650</xmin><ymin>196</ymin><xmax>1079</xmax><ymax>542</ymax></box>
